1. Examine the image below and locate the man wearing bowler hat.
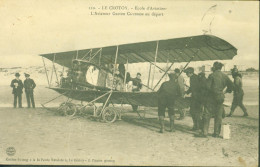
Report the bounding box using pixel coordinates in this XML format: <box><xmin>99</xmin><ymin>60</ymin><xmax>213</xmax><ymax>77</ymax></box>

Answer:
<box><xmin>10</xmin><ymin>73</ymin><xmax>24</xmax><ymax>108</ymax></box>
<box><xmin>24</xmin><ymin>73</ymin><xmax>36</xmax><ymax>108</ymax></box>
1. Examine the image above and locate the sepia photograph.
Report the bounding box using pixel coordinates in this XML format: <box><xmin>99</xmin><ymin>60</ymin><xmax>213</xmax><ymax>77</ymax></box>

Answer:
<box><xmin>0</xmin><ymin>0</ymin><xmax>259</xmax><ymax>166</ymax></box>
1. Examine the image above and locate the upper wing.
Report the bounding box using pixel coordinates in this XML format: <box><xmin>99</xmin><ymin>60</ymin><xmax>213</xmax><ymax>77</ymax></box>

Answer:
<box><xmin>40</xmin><ymin>34</ymin><xmax>237</xmax><ymax>68</ymax></box>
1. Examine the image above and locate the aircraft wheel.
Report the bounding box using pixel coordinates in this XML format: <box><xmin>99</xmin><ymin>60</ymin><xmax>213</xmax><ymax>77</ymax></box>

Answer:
<box><xmin>64</xmin><ymin>103</ymin><xmax>77</xmax><ymax>117</ymax></box>
<box><xmin>102</xmin><ymin>107</ymin><xmax>117</xmax><ymax>123</ymax></box>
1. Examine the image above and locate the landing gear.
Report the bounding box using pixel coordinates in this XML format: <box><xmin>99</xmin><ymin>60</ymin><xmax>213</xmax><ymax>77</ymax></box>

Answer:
<box><xmin>93</xmin><ymin>106</ymin><xmax>118</xmax><ymax>123</ymax></box>
<box><xmin>63</xmin><ymin>103</ymin><xmax>77</xmax><ymax>117</ymax></box>
<box><xmin>56</xmin><ymin>98</ymin><xmax>121</xmax><ymax>123</ymax></box>
<box><xmin>102</xmin><ymin>107</ymin><xmax>117</xmax><ymax>123</ymax></box>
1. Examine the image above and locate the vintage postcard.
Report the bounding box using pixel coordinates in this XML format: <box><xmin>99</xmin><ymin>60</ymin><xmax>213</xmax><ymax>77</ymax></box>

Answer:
<box><xmin>0</xmin><ymin>0</ymin><xmax>259</xmax><ymax>166</ymax></box>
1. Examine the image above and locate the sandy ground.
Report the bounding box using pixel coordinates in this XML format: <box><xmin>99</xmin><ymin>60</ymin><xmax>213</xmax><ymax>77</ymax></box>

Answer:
<box><xmin>0</xmin><ymin>105</ymin><xmax>258</xmax><ymax>166</ymax></box>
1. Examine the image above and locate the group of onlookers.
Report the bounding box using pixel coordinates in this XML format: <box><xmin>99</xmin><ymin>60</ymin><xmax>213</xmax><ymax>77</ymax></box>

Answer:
<box><xmin>157</xmin><ymin>62</ymin><xmax>248</xmax><ymax>138</ymax></box>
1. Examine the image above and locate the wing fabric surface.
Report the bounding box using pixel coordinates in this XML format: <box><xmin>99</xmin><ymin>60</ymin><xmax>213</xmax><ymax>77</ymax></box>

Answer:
<box><xmin>40</xmin><ymin>35</ymin><xmax>237</xmax><ymax>68</ymax></box>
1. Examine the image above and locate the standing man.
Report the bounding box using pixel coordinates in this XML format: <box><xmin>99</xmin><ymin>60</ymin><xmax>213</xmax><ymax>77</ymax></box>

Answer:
<box><xmin>10</xmin><ymin>73</ymin><xmax>24</xmax><ymax>108</ymax></box>
<box><xmin>131</xmin><ymin>73</ymin><xmax>142</xmax><ymax>112</ymax></box>
<box><xmin>227</xmin><ymin>69</ymin><xmax>248</xmax><ymax>117</ymax></box>
<box><xmin>205</xmin><ymin>62</ymin><xmax>233</xmax><ymax>138</ymax></box>
<box><xmin>232</xmin><ymin>65</ymin><xmax>238</xmax><ymax>73</ymax></box>
<box><xmin>24</xmin><ymin>73</ymin><xmax>36</xmax><ymax>108</ymax></box>
<box><xmin>184</xmin><ymin>67</ymin><xmax>202</xmax><ymax>131</ymax></box>
<box><xmin>196</xmin><ymin>72</ymin><xmax>211</xmax><ymax>138</ymax></box>
<box><xmin>174</xmin><ymin>68</ymin><xmax>186</xmax><ymax>120</ymax></box>
<box><xmin>157</xmin><ymin>73</ymin><xmax>180</xmax><ymax>133</ymax></box>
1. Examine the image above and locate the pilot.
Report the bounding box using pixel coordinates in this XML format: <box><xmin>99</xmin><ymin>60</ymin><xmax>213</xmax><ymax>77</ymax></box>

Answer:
<box><xmin>132</xmin><ymin>72</ymin><xmax>142</xmax><ymax>92</ymax></box>
<box><xmin>24</xmin><ymin>73</ymin><xmax>36</xmax><ymax>108</ymax></box>
<box><xmin>131</xmin><ymin>73</ymin><xmax>142</xmax><ymax>112</ymax></box>
<box><xmin>157</xmin><ymin>73</ymin><xmax>180</xmax><ymax>133</ymax></box>
<box><xmin>184</xmin><ymin>67</ymin><xmax>202</xmax><ymax>131</ymax></box>
<box><xmin>10</xmin><ymin>73</ymin><xmax>24</xmax><ymax>108</ymax></box>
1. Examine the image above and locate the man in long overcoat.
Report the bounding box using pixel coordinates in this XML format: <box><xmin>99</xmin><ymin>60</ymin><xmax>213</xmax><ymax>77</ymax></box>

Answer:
<box><xmin>10</xmin><ymin>73</ymin><xmax>23</xmax><ymax>108</ymax></box>
<box><xmin>24</xmin><ymin>73</ymin><xmax>36</xmax><ymax>108</ymax></box>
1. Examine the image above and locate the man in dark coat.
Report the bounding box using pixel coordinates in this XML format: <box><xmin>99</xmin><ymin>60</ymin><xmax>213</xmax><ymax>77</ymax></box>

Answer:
<box><xmin>24</xmin><ymin>73</ymin><xmax>36</xmax><ymax>108</ymax></box>
<box><xmin>205</xmin><ymin>62</ymin><xmax>233</xmax><ymax>138</ymax></box>
<box><xmin>196</xmin><ymin>72</ymin><xmax>212</xmax><ymax>138</ymax></box>
<box><xmin>227</xmin><ymin>69</ymin><xmax>248</xmax><ymax>117</ymax></box>
<box><xmin>157</xmin><ymin>73</ymin><xmax>180</xmax><ymax>133</ymax></box>
<box><xmin>132</xmin><ymin>73</ymin><xmax>142</xmax><ymax>92</ymax></box>
<box><xmin>10</xmin><ymin>73</ymin><xmax>24</xmax><ymax>108</ymax></box>
<box><xmin>184</xmin><ymin>67</ymin><xmax>202</xmax><ymax>131</ymax></box>
<box><xmin>131</xmin><ymin>73</ymin><xmax>142</xmax><ymax>112</ymax></box>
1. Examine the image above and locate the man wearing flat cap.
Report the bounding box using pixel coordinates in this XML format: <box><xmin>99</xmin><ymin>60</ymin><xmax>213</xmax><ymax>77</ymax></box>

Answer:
<box><xmin>10</xmin><ymin>73</ymin><xmax>24</xmax><ymax>108</ymax></box>
<box><xmin>24</xmin><ymin>73</ymin><xmax>36</xmax><ymax>108</ymax></box>
<box><xmin>157</xmin><ymin>73</ymin><xmax>180</xmax><ymax>133</ymax></box>
<box><xmin>202</xmin><ymin>61</ymin><xmax>233</xmax><ymax>138</ymax></box>
<box><xmin>184</xmin><ymin>67</ymin><xmax>202</xmax><ymax>132</ymax></box>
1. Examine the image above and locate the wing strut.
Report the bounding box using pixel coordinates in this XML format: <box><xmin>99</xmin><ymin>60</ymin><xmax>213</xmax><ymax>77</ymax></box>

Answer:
<box><xmin>151</xmin><ymin>41</ymin><xmax>159</xmax><ymax>88</ymax></box>
<box><xmin>100</xmin><ymin>45</ymin><xmax>119</xmax><ymax>113</ymax></box>
<box><xmin>147</xmin><ymin>63</ymin><xmax>152</xmax><ymax>90</ymax></box>
<box><xmin>98</xmin><ymin>48</ymin><xmax>102</xmax><ymax>66</ymax></box>
<box><xmin>52</xmin><ymin>54</ymin><xmax>60</xmax><ymax>86</ymax></box>
<box><xmin>123</xmin><ymin>57</ymin><xmax>129</xmax><ymax>91</ymax></box>
<box><xmin>42</xmin><ymin>57</ymin><xmax>50</xmax><ymax>87</ymax></box>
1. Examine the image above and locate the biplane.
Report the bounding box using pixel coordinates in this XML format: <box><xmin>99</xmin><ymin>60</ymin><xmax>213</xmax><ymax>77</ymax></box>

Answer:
<box><xmin>40</xmin><ymin>34</ymin><xmax>237</xmax><ymax>123</ymax></box>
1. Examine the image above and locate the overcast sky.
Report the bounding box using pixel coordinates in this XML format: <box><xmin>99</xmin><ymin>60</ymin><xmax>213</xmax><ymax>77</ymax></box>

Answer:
<box><xmin>0</xmin><ymin>0</ymin><xmax>259</xmax><ymax>69</ymax></box>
